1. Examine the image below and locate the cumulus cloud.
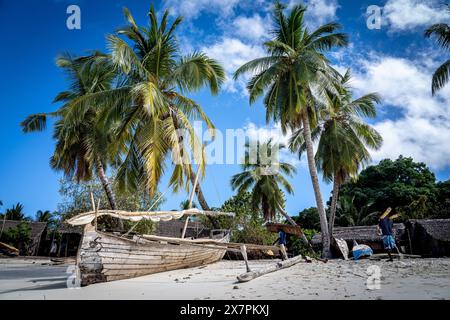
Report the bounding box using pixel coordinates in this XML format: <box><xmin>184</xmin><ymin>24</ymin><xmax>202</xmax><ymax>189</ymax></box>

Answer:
<box><xmin>202</xmin><ymin>37</ymin><xmax>265</xmax><ymax>93</ymax></box>
<box><xmin>383</xmin><ymin>0</ymin><xmax>449</xmax><ymax>31</ymax></box>
<box><xmin>305</xmin><ymin>0</ymin><xmax>339</xmax><ymax>25</ymax></box>
<box><xmin>165</xmin><ymin>0</ymin><xmax>240</xmax><ymax>19</ymax></box>
<box><xmin>244</xmin><ymin>122</ymin><xmax>303</xmax><ymax>167</ymax></box>
<box><xmin>232</xmin><ymin>14</ymin><xmax>269</xmax><ymax>42</ymax></box>
<box><xmin>288</xmin><ymin>0</ymin><xmax>339</xmax><ymax>27</ymax></box>
<box><xmin>349</xmin><ymin>54</ymin><xmax>450</xmax><ymax>170</ymax></box>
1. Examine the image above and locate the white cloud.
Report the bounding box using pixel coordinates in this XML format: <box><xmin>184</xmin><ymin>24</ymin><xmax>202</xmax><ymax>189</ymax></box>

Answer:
<box><xmin>232</xmin><ymin>14</ymin><xmax>269</xmax><ymax>42</ymax></box>
<box><xmin>202</xmin><ymin>37</ymin><xmax>265</xmax><ymax>93</ymax></box>
<box><xmin>305</xmin><ymin>0</ymin><xmax>339</xmax><ymax>25</ymax></box>
<box><xmin>165</xmin><ymin>0</ymin><xmax>240</xmax><ymax>19</ymax></box>
<box><xmin>349</xmin><ymin>54</ymin><xmax>450</xmax><ymax>170</ymax></box>
<box><xmin>244</xmin><ymin>122</ymin><xmax>302</xmax><ymax>166</ymax></box>
<box><xmin>383</xmin><ymin>0</ymin><xmax>449</xmax><ymax>31</ymax></box>
<box><xmin>288</xmin><ymin>0</ymin><xmax>339</xmax><ymax>27</ymax></box>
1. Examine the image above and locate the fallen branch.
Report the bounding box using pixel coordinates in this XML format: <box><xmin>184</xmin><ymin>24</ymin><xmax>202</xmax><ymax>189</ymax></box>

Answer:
<box><xmin>237</xmin><ymin>255</ymin><xmax>303</xmax><ymax>283</ymax></box>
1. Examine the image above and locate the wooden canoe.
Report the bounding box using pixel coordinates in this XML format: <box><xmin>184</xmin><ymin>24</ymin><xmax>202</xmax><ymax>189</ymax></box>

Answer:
<box><xmin>76</xmin><ymin>224</ymin><xmax>230</xmax><ymax>286</ymax></box>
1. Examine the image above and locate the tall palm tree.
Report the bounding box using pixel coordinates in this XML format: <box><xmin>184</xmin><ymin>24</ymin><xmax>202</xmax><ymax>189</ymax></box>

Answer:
<box><xmin>4</xmin><ymin>203</ymin><xmax>27</xmax><ymax>221</ymax></box>
<box><xmin>231</xmin><ymin>140</ymin><xmax>296</xmax><ymax>222</ymax></box>
<box><xmin>234</xmin><ymin>2</ymin><xmax>348</xmax><ymax>257</ymax></box>
<box><xmin>35</xmin><ymin>210</ymin><xmax>53</xmax><ymax>222</ymax></box>
<box><xmin>70</xmin><ymin>6</ymin><xmax>224</xmax><ymax>218</ymax></box>
<box><xmin>290</xmin><ymin>70</ymin><xmax>382</xmax><ymax>236</ymax></box>
<box><xmin>21</xmin><ymin>54</ymin><xmax>119</xmax><ymax>213</ymax></box>
<box><xmin>424</xmin><ymin>4</ymin><xmax>450</xmax><ymax>95</ymax></box>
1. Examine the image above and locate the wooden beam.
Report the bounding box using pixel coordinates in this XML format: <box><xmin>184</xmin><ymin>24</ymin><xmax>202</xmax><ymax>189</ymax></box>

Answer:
<box><xmin>237</xmin><ymin>255</ymin><xmax>304</xmax><ymax>283</ymax></box>
<box><xmin>279</xmin><ymin>244</ymin><xmax>288</xmax><ymax>260</ymax></box>
<box><xmin>141</xmin><ymin>234</ymin><xmax>282</xmax><ymax>252</ymax></box>
<box><xmin>240</xmin><ymin>244</ymin><xmax>251</xmax><ymax>272</ymax></box>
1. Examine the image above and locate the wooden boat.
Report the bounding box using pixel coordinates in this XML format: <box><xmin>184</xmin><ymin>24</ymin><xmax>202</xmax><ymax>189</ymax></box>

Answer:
<box><xmin>76</xmin><ymin>224</ymin><xmax>229</xmax><ymax>286</ymax></box>
<box><xmin>67</xmin><ymin>208</ymin><xmax>234</xmax><ymax>286</ymax></box>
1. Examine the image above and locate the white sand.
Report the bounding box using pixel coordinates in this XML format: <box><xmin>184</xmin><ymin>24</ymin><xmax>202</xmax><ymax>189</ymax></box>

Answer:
<box><xmin>0</xmin><ymin>257</ymin><xmax>449</xmax><ymax>300</ymax></box>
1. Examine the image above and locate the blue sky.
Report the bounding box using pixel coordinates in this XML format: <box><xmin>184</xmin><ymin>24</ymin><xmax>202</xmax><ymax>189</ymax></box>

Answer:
<box><xmin>0</xmin><ymin>0</ymin><xmax>449</xmax><ymax>218</ymax></box>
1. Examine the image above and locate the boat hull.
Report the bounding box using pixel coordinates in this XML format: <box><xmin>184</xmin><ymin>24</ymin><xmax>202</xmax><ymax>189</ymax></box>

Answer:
<box><xmin>76</xmin><ymin>227</ymin><xmax>229</xmax><ymax>286</ymax></box>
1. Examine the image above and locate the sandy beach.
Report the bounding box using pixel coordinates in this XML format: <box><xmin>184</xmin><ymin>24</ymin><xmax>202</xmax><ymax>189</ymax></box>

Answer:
<box><xmin>0</xmin><ymin>257</ymin><xmax>449</xmax><ymax>300</ymax></box>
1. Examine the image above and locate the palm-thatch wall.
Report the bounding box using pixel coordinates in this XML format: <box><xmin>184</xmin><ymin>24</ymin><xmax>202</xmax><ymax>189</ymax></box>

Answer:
<box><xmin>311</xmin><ymin>219</ymin><xmax>450</xmax><ymax>257</ymax></box>
<box><xmin>405</xmin><ymin>219</ymin><xmax>450</xmax><ymax>257</ymax></box>
<box><xmin>311</xmin><ymin>224</ymin><xmax>406</xmax><ymax>252</ymax></box>
<box><xmin>0</xmin><ymin>220</ymin><xmax>47</xmax><ymax>255</ymax></box>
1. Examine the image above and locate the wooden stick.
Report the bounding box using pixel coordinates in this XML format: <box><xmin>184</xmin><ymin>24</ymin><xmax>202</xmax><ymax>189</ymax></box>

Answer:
<box><xmin>279</xmin><ymin>244</ymin><xmax>288</xmax><ymax>260</ymax></box>
<box><xmin>240</xmin><ymin>244</ymin><xmax>251</xmax><ymax>272</ymax></box>
<box><xmin>237</xmin><ymin>255</ymin><xmax>303</xmax><ymax>283</ymax></box>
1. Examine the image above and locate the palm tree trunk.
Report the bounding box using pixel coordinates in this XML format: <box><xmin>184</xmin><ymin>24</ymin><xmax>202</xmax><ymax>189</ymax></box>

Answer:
<box><xmin>95</xmin><ymin>158</ymin><xmax>123</xmax><ymax>230</ymax></box>
<box><xmin>328</xmin><ymin>176</ymin><xmax>340</xmax><ymax>237</ymax></box>
<box><xmin>188</xmin><ymin>166</ymin><xmax>220</xmax><ymax>229</ymax></box>
<box><xmin>301</xmin><ymin>109</ymin><xmax>331</xmax><ymax>258</ymax></box>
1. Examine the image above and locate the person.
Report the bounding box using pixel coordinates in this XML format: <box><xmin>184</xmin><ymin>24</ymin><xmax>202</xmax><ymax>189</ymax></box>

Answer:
<box><xmin>377</xmin><ymin>208</ymin><xmax>401</xmax><ymax>261</ymax></box>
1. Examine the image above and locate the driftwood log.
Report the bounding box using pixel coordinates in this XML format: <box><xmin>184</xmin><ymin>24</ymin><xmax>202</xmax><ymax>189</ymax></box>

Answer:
<box><xmin>237</xmin><ymin>255</ymin><xmax>303</xmax><ymax>283</ymax></box>
<box><xmin>0</xmin><ymin>241</ymin><xmax>19</xmax><ymax>256</ymax></box>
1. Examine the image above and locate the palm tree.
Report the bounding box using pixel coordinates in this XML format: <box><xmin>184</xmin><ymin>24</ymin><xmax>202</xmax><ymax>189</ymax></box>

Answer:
<box><xmin>231</xmin><ymin>140</ymin><xmax>296</xmax><ymax>222</ymax></box>
<box><xmin>290</xmin><ymin>70</ymin><xmax>382</xmax><ymax>236</ymax></box>
<box><xmin>234</xmin><ymin>2</ymin><xmax>348</xmax><ymax>257</ymax></box>
<box><xmin>4</xmin><ymin>203</ymin><xmax>27</xmax><ymax>221</ymax></box>
<box><xmin>21</xmin><ymin>54</ymin><xmax>119</xmax><ymax>213</ymax></box>
<box><xmin>334</xmin><ymin>195</ymin><xmax>379</xmax><ymax>227</ymax></box>
<box><xmin>35</xmin><ymin>210</ymin><xmax>53</xmax><ymax>222</ymax></box>
<box><xmin>424</xmin><ymin>4</ymin><xmax>450</xmax><ymax>95</ymax></box>
<box><xmin>68</xmin><ymin>6</ymin><xmax>224</xmax><ymax>218</ymax></box>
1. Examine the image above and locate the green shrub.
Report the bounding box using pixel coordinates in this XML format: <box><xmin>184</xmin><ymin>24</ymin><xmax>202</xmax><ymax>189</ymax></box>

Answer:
<box><xmin>0</xmin><ymin>222</ymin><xmax>31</xmax><ymax>254</ymax></box>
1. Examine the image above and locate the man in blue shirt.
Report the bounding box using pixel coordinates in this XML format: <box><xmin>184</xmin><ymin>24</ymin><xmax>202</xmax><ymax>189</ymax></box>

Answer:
<box><xmin>377</xmin><ymin>208</ymin><xmax>400</xmax><ymax>261</ymax></box>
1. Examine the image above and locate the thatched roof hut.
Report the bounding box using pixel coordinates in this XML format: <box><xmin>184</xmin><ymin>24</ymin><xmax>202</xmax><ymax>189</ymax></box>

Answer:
<box><xmin>0</xmin><ymin>220</ymin><xmax>47</xmax><ymax>255</ymax></box>
<box><xmin>405</xmin><ymin>219</ymin><xmax>450</xmax><ymax>257</ymax></box>
<box><xmin>311</xmin><ymin>223</ymin><xmax>406</xmax><ymax>252</ymax></box>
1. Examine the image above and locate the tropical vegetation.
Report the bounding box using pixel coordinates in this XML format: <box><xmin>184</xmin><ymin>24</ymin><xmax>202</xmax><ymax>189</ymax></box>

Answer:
<box><xmin>424</xmin><ymin>4</ymin><xmax>450</xmax><ymax>94</ymax></box>
<box><xmin>234</xmin><ymin>2</ymin><xmax>348</xmax><ymax>257</ymax></box>
<box><xmin>230</xmin><ymin>140</ymin><xmax>296</xmax><ymax>222</ymax></box>
<box><xmin>13</xmin><ymin>2</ymin><xmax>450</xmax><ymax>259</ymax></box>
<box><xmin>289</xmin><ymin>69</ymin><xmax>382</xmax><ymax>236</ymax></box>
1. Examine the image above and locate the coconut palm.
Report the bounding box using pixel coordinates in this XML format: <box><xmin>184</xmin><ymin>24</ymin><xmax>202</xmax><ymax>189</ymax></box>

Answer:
<box><xmin>69</xmin><ymin>6</ymin><xmax>224</xmax><ymax>217</ymax></box>
<box><xmin>35</xmin><ymin>210</ymin><xmax>53</xmax><ymax>222</ymax></box>
<box><xmin>21</xmin><ymin>54</ymin><xmax>119</xmax><ymax>214</ymax></box>
<box><xmin>334</xmin><ymin>195</ymin><xmax>379</xmax><ymax>227</ymax></box>
<box><xmin>231</xmin><ymin>140</ymin><xmax>296</xmax><ymax>222</ymax></box>
<box><xmin>290</xmin><ymin>70</ymin><xmax>382</xmax><ymax>236</ymax></box>
<box><xmin>424</xmin><ymin>5</ymin><xmax>450</xmax><ymax>95</ymax></box>
<box><xmin>234</xmin><ymin>2</ymin><xmax>348</xmax><ymax>256</ymax></box>
<box><xmin>4</xmin><ymin>203</ymin><xmax>27</xmax><ymax>221</ymax></box>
